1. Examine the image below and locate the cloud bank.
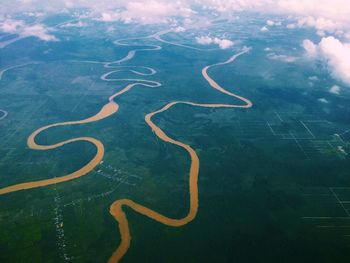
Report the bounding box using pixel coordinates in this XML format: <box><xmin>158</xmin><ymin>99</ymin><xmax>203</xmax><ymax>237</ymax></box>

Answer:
<box><xmin>97</xmin><ymin>1</ymin><xmax>193</xmax><ymax>24</ymax></box>
<box><xmin>1</xmin><ymin>0</ymin><xmax>350</xmax><ymax>34</ymax></box>
<box><xmin>303</xmin><ymin>36</ymin><xmax>350</xmax><ymax>86</ymax></box>
<box><xmin>1</xmin><ymin>0</ymin><xmax>350</xmax><ymax>87</ymax></box>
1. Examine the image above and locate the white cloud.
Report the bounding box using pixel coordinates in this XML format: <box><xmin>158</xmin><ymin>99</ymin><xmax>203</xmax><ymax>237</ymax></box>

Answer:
<box><xmin>99</xmin><ymin>12</ymin><xmax>120</xmax><ymax>22</ymax></box>
<box><xmin>97</xmin><ymin>1</ymin><xmax>194</xmax><ymax>24</ymax></box>
<box><xmin>266</xmin><ymin>20</ymin><xmax>274</xmax><ymax>26</ymax></box>
<box><xmin>194</xmin><ymin>0</ymin><xmax>349</xmax><ymax>21</ymax></box>
<box><xmin>173</xmin><ymin>26</ymin><xmax>186</xmax><ymax>32</ymax></box>
<box><xmin>196</xmin><ymin>36</ymin><xmax>213</xmax><ymax>45</ymax></box>
<box><xmin>296</xmin><ymin>16</ymin><xmax>343</xmax><ymax>35</ymax></box>
<box><xmin>267</xmin><ymin>53</ymin><xmax>298</xmax><ymax>63</ymax></box>
<box><xmin>308</xmin><ymin>76</ymin><xmax>319</xmax><ymax>81</ymax></box>
<box><xmin>266</xmin><ymin>19</ymin><xmax>281</xmax><ymax>27</ymax></box>
<box><xmin>0</xmin><ymin>19</ymin><xmax>58</xmax><ymax>42</ymax></box>
<box><xmin>275</xmin><ymin>21</ymin><xmax>282</xmax><ymax>26</ymax></box>
<box><xmin>194</xmin><ymin>0</ymin><xmax>273</xmax><ymax>13</ymax></box>
<box><xmin>260</xmin><ymin>26</ymin><xmax>268</xmax><ymax>32</ymax></box>
<box><xmin>303</xmin><ymin>37</ymin><xmax>350</xmax><ymax>86</ymax></box>
<box><xmin>286</xmin><ymin>23</ymin><xmax>296</xmax><ymax>29</ymax></box>
<box><xmin>0</xmin><ymin>19</ymin><xmax>24</xmax><ymax>32</ymax></box>
<box><xmin>302</xmin><ymin>39</ymin><xmax>317</xmax><ymax>57</ymax></box>
<box><xmin>60</xmin><ymin>21</ymin><xmax>87</xmax><ymax>28</ymax></box>
<box><xmin>2</xmin><ymin>1</ymin><xmax>350</xmax><ymax>36</ymax></box>
<box><xmin>316</xmin><ymin>30</ymin><xmax>326</xmax><ymax>37</ymax></box>
<box><xmin>195</xmin><ymin>35</ymin><xmax>234</xmax><ymax>49</ymax></box>
<box><xmin>278</xmin><ymin>0</ymin><xmax>350</xmax><ymax>22</ymax></box>
<box><xmin>329</xmin><ymin>85</ymin><xmax>341</xmax><ymax>94</ymax></box>
<box><xmin>22</xmin><ymin>25</ymin><xmax>58</xmax><ymax>41</ymax></box>
<box><xmin>194</xmin><ymin>0</ymin><xmax>350</xmax><ymax>38</ymax></box>
<box><xmin>24</xmin><ymin>11</ymin><xmax>44</xmax><ymax>17</ymax></box>
<box><xmin>346</xmin><ymin>32</ymin><xmax>350</xmax><ymax>41</ymax></box>
<box><xmin>318</xmin><ymin>98</ymin><xmax>329</xmax><ymax>103</ymax></box>
<box><xmin>277</xmin><ymin>1</ymin><xmax>350</xmax><ymax>36</ymax></box>
<box><xmin>1</xmin><ymin>0</ymin><xmax>350</xmax><ymax>92</ymax></box>
<box><xmin>217</xmin><ymin>39</ymin><xmax>234</xmax><ymax>49</ymax></box>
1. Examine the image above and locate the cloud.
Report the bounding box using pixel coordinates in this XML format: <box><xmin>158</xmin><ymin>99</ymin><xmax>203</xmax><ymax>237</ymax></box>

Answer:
<box><xmin>329</xmin><ymin>85</ymin><xmax>341</xmax><ymax>94</ymax></box>
<box><xmin>0</xmin><ymin>19</ymin><xmax>58</xmax><ymax>42</ymax></box>
<box><xmin>97</xmin><ymin>1</ymin><xmax>194</xmax><ymax>24</ymax></box>
<box><xmin>194</xmin><ymin>0</ymin><xmax>273</xmax><ymax>13</ymax></box>
<box><xmin>217</xmin><ymin>39</ymin><xmax>234</xmax><ymax>49</ymax></box>
<box><xmin>270</xmin><ymin>1</ymin><xmax>350</xmax><ymax>39</ymax></box>
<box><xmin>286</xmin><ymin>23</ymin><xmax>296</xmax><ymax>29</ymax></box>
<box><xmin>60</xmin><ymin>21</ymin><xmax>87</xmax><ymax>28</ymax></box>
<box><xmin>1</xmin><ymin>0</ymin><xmax>349</xmax><ymax>90</ymax></box>
<box><xmin>195</xmin><ymin>36</ymin><xmax>234</xmax><ymax>49</ymax></box>
<box><xmin>266</xmin><ymin>53</ymin><xmax>298</xmax><ymax>63</ymax></box>
<box><xmin>277</xmin><ymin>1</ymin><xmax>350</xmax><ymax>36</ymax></box>
<box><xmin>278</xmin><ymin>0</ymin><xmax>350</xmax><ymax>21</ymax></box>
<box><xmin>173</xmin><ymin>26</ymin><xmax>186</xmax><ymax>32</ymax></box>
<box><xmin>98</xmin><ymin>12</ymin><xmax>120</xmax><ymax>22</ymax></box>
<box><xmin>303</xmin><ymin>36</ymin><xmax>350</xmax><ymax>86</ymax></box>
<box><xmin>2</xmin><ymin>1</ymin><xmax>350</xmax><ymax>36</ymax></box>
<box><xmin>296</xmin><ymin>16</ymin><xmax>344</xmax><ymax>35</ymax></box>
<box><xmin>308</xmin><ymin>76</ymin><xmax>319</xmax><ymax>81</ymax></box>
<box><xmin>196</xmin><ymin>36</ymin><xmax>212</xmax><ymax>45</ymax></box>
<box><xmin>302</xmin><ymin>39</ymin><xmax>318</xmax><ymax>57</ymax></box>
<box><xmin>264</xmin><ymin>19</ymin><xmax>282</xmax><ymax>29</ymax></box>
<box><xmin>318</xmin><ymin>98</ymin><xmax>329</xmax><ymax>104</ymax></box>
<box><xmin>266</xmin><ymin>20</ymin><xmax>275</xmax><ymax>26</ymax></box>
<box><xmin>22</xmin><ymin>24</ymin><xmax>58</xmax><ymax>41</ymax></box>
<box><xmin>0</xmin><ymin>19</ymin><xmax>24</xmax><ymax>32</ymax></box>
<box><xmin>260</xmin><ymin>26</ymin><xmax>268</xmax><ymax>32</ymax></box>
<box><xmin>195</xmin><ymin>0</ymin><xmax>349</xmax><ymax>20</ymax></box>
<box><xmin>195</xmin><ymin>0</ymin><xmax>350</xmax><ymax>38</ymax></box>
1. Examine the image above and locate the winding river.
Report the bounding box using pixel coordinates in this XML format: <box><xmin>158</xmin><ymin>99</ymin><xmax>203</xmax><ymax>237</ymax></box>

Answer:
<box><xmin>0</xmin><ymin>65</ymin><xmax>161</xmax><ymax>195</ymax></box>
<box><xmin>0</xmin><ymin>30</ymin><xmax>252</xmax><ymax>262</ymax></box>
<box><xmin>108</xmin><ymin>48</ymin><xmax>252</xmax><ymax>262</ymax></box>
